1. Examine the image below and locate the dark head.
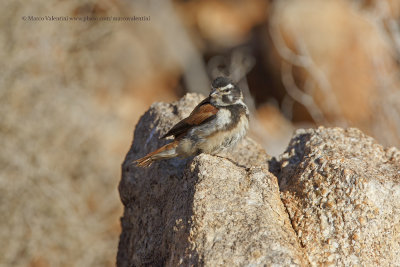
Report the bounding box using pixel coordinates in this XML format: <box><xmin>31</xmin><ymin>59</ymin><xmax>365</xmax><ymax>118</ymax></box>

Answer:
<box><xmin>209</xmin><ymin>77</ymin><xmax>243</xmax><ymax>106</ymax></box>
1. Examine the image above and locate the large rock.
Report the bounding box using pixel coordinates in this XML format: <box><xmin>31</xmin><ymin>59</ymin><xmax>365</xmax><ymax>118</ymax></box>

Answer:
<box><xmin>118</xmin><ymin>94</ymin><xmax>400</xmax><ymax>266</ymax></box>
<box><xmin>117</xmin><ymin>93</ymin><xmax>307</xmax><ymax>266</ymax></box>
<box><xmin>277</xmin><ymin>127</ymin><xmax>400</xmax><ymax>266</ymax></box>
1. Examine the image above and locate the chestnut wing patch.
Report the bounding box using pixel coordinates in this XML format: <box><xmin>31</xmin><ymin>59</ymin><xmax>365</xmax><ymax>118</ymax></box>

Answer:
<box><xmin>162</xmin><ymin>101</ymin><xmax>218</xmax><ymax>138</ymax></box>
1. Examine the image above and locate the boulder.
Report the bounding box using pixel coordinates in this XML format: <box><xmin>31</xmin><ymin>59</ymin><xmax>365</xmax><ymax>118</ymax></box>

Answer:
<box><xmin>277</xmin><ymin>127</ymin><xmax>400</xmax><ymax>266</ymax></box>
<box><xmin>117</xmin><ymin>93</ymin><xmax>307</xmax><ymax>266</ymax></box>
<box><xmin>117</xmin><ymin>94</ymin><xmax>400</xmax><ymax>266</ymax></box>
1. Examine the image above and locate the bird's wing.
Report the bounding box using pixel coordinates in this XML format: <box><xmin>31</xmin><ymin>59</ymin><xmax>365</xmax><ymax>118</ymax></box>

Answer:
<box><xmin>162</xmin><ymin>97</ymin><xmax>218</xmax><ymax>138</ymax></box>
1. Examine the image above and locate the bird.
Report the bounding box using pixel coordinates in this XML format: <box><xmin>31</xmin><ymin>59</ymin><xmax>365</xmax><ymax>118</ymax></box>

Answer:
<box><xmin>134</xmin><ymin>77</ymin><xmax>249</xmax><ymax>167</ymax></box>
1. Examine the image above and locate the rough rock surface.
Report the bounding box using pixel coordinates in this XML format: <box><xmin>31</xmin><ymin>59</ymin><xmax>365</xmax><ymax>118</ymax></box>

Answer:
<box><xmin>117</xmin><ymin>93</ymin><xmax>307</xmax><ymax>266</ymax></box>
<box><xmin>277</xmin><ymin>127</ymin><xmax>400</xmax><ymax>266</ymax></box>
<box><xmin>118</xmin><ymin>94</ymin><xmax>400</xmax><ymax>266</ymax></box>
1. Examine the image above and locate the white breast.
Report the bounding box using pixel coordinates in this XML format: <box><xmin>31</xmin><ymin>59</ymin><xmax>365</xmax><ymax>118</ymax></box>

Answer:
<box><xmin>197</xmin><ymin>111</ymin><xmax>249</xmax><ymax>154</ymax></box>
<box><xmin>215</xmin><ymin>109</ymin><xmax>232</xmax><ymax>129</ymax></box>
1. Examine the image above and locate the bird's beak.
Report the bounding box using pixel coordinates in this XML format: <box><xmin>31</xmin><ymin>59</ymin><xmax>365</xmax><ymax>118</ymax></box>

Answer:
<box><xmin>210</xmin><ymin>90</ymin><xmax>218</xmax><ymax>98</ymax></box>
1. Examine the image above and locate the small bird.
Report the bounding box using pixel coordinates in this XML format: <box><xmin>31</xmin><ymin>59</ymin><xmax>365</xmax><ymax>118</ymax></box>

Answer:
<box><xmin>134</xmin><ymin>77</ymin><xmax>249</xmax><ymax>167</ymax></box>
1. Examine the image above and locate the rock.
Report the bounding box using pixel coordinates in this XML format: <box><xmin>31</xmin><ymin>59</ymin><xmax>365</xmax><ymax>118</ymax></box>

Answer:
<box><xmin>118</xmin><ymin>94</ymin><xmax>400</xmax><ymax>266</ymax></box>
<box><xmin>276</xmin><ymin>127</ymin><xmax>400</xmax><ymax>266</ymax></box>
<box><xmin>117</xmin><ymin>93</ymin><xmax>307</xmax><ymax>266</ymax></box>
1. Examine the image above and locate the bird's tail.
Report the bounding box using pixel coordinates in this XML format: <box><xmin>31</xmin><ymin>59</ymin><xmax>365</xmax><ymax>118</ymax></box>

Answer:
<box><xmin>133</xmin><ymin>141</ymin><xmax>179</xmax><ymax>167</ymax></box>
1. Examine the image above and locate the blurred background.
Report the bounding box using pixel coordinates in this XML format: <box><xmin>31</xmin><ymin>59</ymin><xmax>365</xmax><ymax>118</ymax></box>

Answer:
<box><xmin>1</xmin><ymin>0</ymin><xmax>399</xmax><ymax>266</ymax></box>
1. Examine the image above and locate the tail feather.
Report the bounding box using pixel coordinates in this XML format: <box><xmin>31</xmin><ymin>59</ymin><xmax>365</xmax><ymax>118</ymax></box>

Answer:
<box><xmin>133</xmin><ymin>141</ymin><xmax>179</xmax><ymax>167</ymax></box>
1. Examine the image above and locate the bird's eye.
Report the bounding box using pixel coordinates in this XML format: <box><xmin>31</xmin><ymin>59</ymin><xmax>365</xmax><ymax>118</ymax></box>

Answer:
<box><xmin>221</xmin><ymin>88</ymin><xmax>230</xmax><ymax>93</ymax></box>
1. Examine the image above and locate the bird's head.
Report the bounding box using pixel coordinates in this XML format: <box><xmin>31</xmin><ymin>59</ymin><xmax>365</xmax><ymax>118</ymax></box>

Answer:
<box><xmin>209</xmin><ymin>77</ymin><xmax>243</xmax><ymax>106</ymax></box>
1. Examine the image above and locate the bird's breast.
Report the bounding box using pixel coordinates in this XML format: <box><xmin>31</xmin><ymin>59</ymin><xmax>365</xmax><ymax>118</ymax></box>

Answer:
<box><xmin>197</xmin><ymin>111</ymin><xmax>249</xmax><ymax>154</ymax></box>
